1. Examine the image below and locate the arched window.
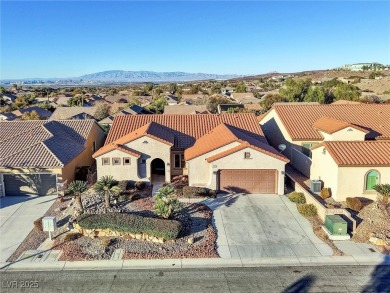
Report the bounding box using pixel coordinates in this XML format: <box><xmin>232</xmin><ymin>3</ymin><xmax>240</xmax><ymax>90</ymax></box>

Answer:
<box><xmin>366</xmin><ymin>171</ymin><xmax>379</xmax><ymax>190</ymax></box>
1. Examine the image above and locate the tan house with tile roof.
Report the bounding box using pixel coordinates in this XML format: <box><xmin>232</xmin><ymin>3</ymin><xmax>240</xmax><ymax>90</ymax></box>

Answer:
<box><xmin>0</xmin><ymin>120</ymin><xmax>105</xmax><ymax>197</ymax></box>
<box><xmin>93</xmin><ymin>114</ymin><xmax>289</xmax><ymax>194</ymax></box>
<box><xmin>259</xmin><ymin>104</ymin><xmax>390</xmax><ymax>201</ymax></box>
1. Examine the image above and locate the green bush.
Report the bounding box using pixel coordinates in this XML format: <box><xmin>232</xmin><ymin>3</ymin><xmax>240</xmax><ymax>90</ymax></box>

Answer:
<box><xmin>288</xmin><ymin>192</ymin><xmax>306</xmax><ymax>204</ymax></box>
<box><xmin>298</xmin><ymin>204</ymin><xmax>317</xmax><ymax>218</ymax></box>
<box><xmin>320</xmin><ymin>188</ymin><xmax>331</xmax><ymax>199</ymax></box>
<box><xmin>33</xmin><ymin>217</ymin><xmax>44</xmax><ymax>232</ymax></box>
<box><xmin>135</xmin><ymin>181</ymin><xmax>146</xmax><ymax>190</ymax></box>
<box><xmin>154</xmin><ymin>186</ymin><xmax>182</xmax><ymax>219</ymax></box>
<box><xmin>346</xmin><ymin>197</ymin><xmax>363</xmax><ymax>212</ymax></box>
<box><xmin>77</xmin><ymin>213</ymin><xmax>182</xmax><ymax>240</ymax></box>
<box><xmin>182</xmin><ymin>186</ymin><xmax>215</xmax><ymax>197</ymax></box>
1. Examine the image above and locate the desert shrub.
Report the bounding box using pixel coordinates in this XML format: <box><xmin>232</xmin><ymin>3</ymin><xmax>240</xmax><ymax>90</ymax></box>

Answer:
<box><xmin>298</xmin><ymin>204</ymin><xmax>317</xmax><ymax>218</ymax></box>
<box><xmin>288</xmin><ymin>192</ymin><xmax>306</xmax><ymax>204</ymax></box>
<box><xmin>373</xmin><ymin>184</ymin><xmax>390</xmax><ymax>200</ymax></box>
<box><xmin>208</xmin><ymin>190</ymin><xmax>217</xmax><ymax>198</ymax></box>
<box><xmin>118</xmin><ymin>194</ymin><xmax>126</xmax><ymax>202</ymax></box>
<box><xmin>346</xmin><ymin>197</ymin><xmax>363</xmax><ymax>212</ymax></box>
<box><xmin>320</xmin><ymin>188</ymin><xmax>331</xmax><ymax>199</ymax></box>
<box><xmin>154</xmin><ymin>186</ymin><xmax>182</xmax><ymax>219</ymax></box>
<box><xmin>182</xmin><ymin>186</ymin><xmax>212</xmax><ymax>197</ymax></box>
<box><xmin>118</xmin><ymin>180</ymin><xmax>128</xmax><ymax>191</ymax></box>
<box><xmin>134</xmin><ymin>181</ymin><xmax>146</xmax><ymax>190</ymax></box>
<box><xmin>33</xmin><ymin>217</ymin><xmax>44</xmax><ymax>232</ymax></box>
<box><xmin>77</xmin><ymin>213</ymin><xmax>182</xmax><ymax>240</ymax></box>
<box><xmin>64</xmin><ymin>233</ymin><xmax>82</xmax><ymax>242</ymax></box>
<box><xmin>101</xmin><ymin>238</ymin><xmax>112</xmax><ymax>248</ymax></box>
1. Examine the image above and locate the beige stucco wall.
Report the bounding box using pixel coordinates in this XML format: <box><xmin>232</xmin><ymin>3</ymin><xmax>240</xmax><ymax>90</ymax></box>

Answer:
<box><xmin>311</xmin><ymin>147</ymin><xmax>389</xmax><ymax>201</ymax></box>
<box><xmin>187</xmin><ymin>142</ymin><xmax>240</xmax><ymax>186</ymax></box>
<box><xmin>319</xmin><ymin>128</ymin><xmax>366</xmax><ymax>141</ymax></box>
<box><xmin>310</xmin><ymin>147</ymin><xmax>340</xmax><ymax>197</ymax></box>
<box><xmin>260</xmin><ymin>109</ymin><xmax>318</xmax><ymax>177</ymax></box>
<box><xmin>96</xmin><ymin>136</ymin><xmax>172</xmax><ymax>183</ymax></box>
<box><xmin>62</xmin><ymin>122</ymin><xmax>105</xmax><ymax>183</ymax></box>
<box><xmin>187</xmin><ymin>143</ymin><xmax>286</xmax><ymax>194</ymax></box>
<box><xmin>337</xmin><ymin>166</ymin><xmax>389</xmax><ymax>201</ymax></box>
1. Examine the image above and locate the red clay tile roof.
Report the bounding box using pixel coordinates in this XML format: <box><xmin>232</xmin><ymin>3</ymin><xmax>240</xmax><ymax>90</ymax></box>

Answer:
<box><xmin>311</xmin><ymin>141</ymin><xmax>390</xmax><ymax>166</ymax></box>
<box><xmin>93</xmin><ymin>122</ymin><xmax>173</xmax><ymax>158</ymax></box>
<box><xmin>272</xmin><ymin>104</ymin><xmax>390</xmax><ymax>140</ymax></box>
<box><xmin>0</xmin><ymin>120</ymin><xmax>96</xmax><ymax>167</ymax></box>
<box><xmin>312</xmin><ymin>116</ymin><xmax>369</xmax><ymax>134</ymax></box>
<box><xmin>105</xmin><ymin>114</ymin><xmax>267</xmax><ymax>149</ymax></box>
<box><xmin>185</xmin><ymin>123</ymin><xmax>289</xmax><ymax>162</ymax></box>
<box><xmin>92</xmin><ymin>143</ymin><xmax>141</xmax><ymax>159</ymax></box>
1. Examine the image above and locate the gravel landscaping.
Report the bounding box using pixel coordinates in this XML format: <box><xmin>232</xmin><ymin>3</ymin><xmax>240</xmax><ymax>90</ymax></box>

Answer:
<box><xmin>54</xmin><ymin>185</ymin><xmax>218</xmax><ymax>261</ymax></box>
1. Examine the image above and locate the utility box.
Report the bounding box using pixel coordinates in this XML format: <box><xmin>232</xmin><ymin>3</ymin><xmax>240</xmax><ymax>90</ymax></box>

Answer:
<box><xmin>325</xmin><ymin>215</ymin><xmax>347</xmax><ymax>235</ymax></box>
<box><xmin>310</xmin><ymin>180</ymin><xmax>322</xmax><ymax>193</ymax></box>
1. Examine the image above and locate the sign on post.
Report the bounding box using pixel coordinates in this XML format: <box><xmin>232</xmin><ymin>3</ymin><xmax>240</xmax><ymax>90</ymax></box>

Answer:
<box><xmin>42</xmin><ymin>216</ymin><xmax>56</xmax><ymax>240</ymax></box>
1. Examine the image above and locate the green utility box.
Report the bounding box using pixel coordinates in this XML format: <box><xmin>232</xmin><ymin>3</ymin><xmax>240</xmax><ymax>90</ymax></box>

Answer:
<box><xmin>325</xmin><ymin>215</ymin><xmax>347</xmax><ymax>235</ymax></box>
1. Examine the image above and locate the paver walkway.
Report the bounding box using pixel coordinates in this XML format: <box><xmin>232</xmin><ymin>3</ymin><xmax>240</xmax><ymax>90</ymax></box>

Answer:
<box><xmin>151</xmin><ymin>175</ymin><xmax>165</xmax><ymax>195</ymax></box>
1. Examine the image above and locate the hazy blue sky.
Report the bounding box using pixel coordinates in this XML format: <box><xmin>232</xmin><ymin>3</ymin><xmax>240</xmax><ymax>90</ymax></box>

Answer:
<box><xmin>1</xmin><ymin>1</ymin><xmax>389</xmax><ymax>79</ymax></box>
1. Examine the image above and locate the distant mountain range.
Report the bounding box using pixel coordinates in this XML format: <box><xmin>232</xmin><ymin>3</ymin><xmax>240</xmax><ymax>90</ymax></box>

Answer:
<box><xmin>79</xmin><ymin>70</ymin><xmax>242</xmax><ymax>82</ymax></box>
<box><xmin>1</xmin><ymin>70</ymin><xmax>243</xmax><ymax>83</ymax></box>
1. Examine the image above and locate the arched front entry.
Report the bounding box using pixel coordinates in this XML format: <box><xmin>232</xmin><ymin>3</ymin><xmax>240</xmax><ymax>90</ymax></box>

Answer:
<box><xmin>151</xmin><ymin>158</ymin><xmax>165</xmax><ymax>177</ymax></box>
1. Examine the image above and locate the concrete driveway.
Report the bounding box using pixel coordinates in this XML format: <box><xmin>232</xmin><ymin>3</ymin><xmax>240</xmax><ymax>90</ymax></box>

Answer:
<box><xmin>204</xmin><ymin>194</ymin><xmax>334</xmax><ymax>259</ymax></box>
<box><xmin>0</xmin><ymin>196</ymin><xmax>56</xmax><ymax>262</ymax></box>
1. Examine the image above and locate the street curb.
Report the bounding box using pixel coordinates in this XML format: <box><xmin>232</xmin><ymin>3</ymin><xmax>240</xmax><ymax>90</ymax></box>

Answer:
<box><xmin>1</xmin><ymin>255</ymin><xmax>389</xmax><ymax>272</ymax></box>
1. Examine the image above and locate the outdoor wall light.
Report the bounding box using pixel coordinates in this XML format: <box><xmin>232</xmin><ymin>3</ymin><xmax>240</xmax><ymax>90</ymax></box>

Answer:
<box><xmin>322</xmin><ymin>147</ymin><xmax>326</xmax><ymax>154</ymax></box>
<box><xmin>281</xmin><ymin>171</ymin><xmax>285</xmax><ymax>175</ymax></box>
<box><xmin>213</xmin><ymin>171</ymin><xmax>218</xmax><ymax>175</ymax></box>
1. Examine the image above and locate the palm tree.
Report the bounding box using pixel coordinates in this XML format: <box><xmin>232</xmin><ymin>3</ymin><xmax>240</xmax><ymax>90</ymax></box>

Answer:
<box><xmin>67</xmin><ymin>180</ymin><xmax>88</xmax><ymax>213</ymax></box>
<box><xmin>94</xmin><ymin>176</ymin><xmax>121</xmax><ymax>209</ymax></box>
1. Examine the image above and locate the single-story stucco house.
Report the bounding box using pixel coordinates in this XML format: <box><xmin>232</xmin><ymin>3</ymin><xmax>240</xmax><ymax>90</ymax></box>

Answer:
<box><xmin>259</xmin><ymin>104</ymin><xmax>390</xmax><ymax>201</ymax></box>
<box><xmin>93</xmin><ymin>113</ymin><xmax>289</xmax><ymax>194</ymax></box>
<box><xmin>0</xmin><ymin>120</ymin><xmax>105</xmax><ymax>197</ymax></box>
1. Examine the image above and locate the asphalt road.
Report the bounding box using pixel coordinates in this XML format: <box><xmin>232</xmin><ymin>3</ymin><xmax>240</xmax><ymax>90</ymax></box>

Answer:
<box><xmin>1</xmin><ymin>265</ymin><xmax>389</xmax><ymax>293</ymax></box>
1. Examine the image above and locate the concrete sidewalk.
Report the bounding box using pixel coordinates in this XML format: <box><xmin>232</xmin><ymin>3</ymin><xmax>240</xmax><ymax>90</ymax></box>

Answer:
<box><xmin>1</xmin><ymin>254</ymin><xmax>389</xmax><ymax>272</ymax></box>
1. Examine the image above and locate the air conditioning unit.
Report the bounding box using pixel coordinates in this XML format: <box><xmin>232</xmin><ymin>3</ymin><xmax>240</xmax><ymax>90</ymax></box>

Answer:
<box><xmin>310</xmin><ymin>180</ymin><xmax>322</xmax><ymax>193</ymax></box>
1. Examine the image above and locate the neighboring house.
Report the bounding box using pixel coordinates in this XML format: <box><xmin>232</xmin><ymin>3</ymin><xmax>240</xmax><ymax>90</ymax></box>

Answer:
<box><xmin>1</xmin><ymin>94</ymin><xmax>16</xmax><ymax>104</ymax></box>
<box><xmin>230</xmin><ymin>92</ymin><xmax>259</xmax><ymax>104</ymax></box>
<box><xmin>163</xmin><ymin>105</ymin><xmax>209</xmax><ymax>114</ymax></box>
<box><xmin>49</xmin><ymin>106</ymin><xmax>98</xmax><ymax>120</ymax></box>
<box><xmin>0</xmin><ymin>120</ymin><xmax>105</xmax><ymax>197</ymax></box>
<box><xmin>54</xmin><ymin>94</ymin><xmax>73</xmax><ymax>106</ymax></box>
<box><xmin>217</xmin><ymin>104</ymin><xmax>244</xmax><ymax>114</ymax></box>
<box><xmin>131</xmin><ymin>96</ymin><xmax>153</xmax><ymax>107</ymax></box>
<box><xmin>181</xmin><ymin>94</ymin><xmax>209</xmax><ymax>105</ymax></box>
<box><xmin>165</xmin><ymin>95</ymin><xmax>179</xmax><ymax>105</ymax></box>
<box><xmin>221</xmin><ymin>87</ymin><xmax>235</xmax><ymax>96</ymax></box>
<box><xmin>98</xmin><ymin>105</ymin><xmax>153</xmax><ymax>126</ymax></box>
<box><xmin>259</xmin><ymin>104</ymin><xmax>390</xmax><ymax>201</ymax></box>
<box><xmin>104</xmin><ymin>95</ymin><xmax>128</xmax><ymax>104</ymax></box>
<box><xmin>0</xmin><ymin>106</ymin><xmax>52</xmax><ymax>121</ymax></box>
<box><xmin>93</xmin><ymin>114</ymin><xmax>289</xmax><ymax>194</ymax></box>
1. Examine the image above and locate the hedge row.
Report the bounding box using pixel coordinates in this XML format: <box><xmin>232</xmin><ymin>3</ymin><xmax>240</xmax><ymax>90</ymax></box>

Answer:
<box><xmin>182</xmin><ymin>186</ymin><xmax>217</xmax><ymax>198</ymax></box>
<box><xmin>76</xmin><ymin>213</ymin><xmax>182</xmax><ymax>240</ymax></box>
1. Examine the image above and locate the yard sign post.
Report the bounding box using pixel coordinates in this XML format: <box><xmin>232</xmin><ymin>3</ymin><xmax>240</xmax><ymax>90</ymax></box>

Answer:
<box><xmin>42</xmin><ymin>216</ymin><xmax>56</xmax><ymax>240</ymax></box>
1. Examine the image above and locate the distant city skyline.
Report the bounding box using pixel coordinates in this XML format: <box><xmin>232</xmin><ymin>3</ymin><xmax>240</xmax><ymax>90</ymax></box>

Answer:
<box><xmin>1</xmin><ymin>1</ymin><xmax>389</xmax><ymax>79</ymax></box>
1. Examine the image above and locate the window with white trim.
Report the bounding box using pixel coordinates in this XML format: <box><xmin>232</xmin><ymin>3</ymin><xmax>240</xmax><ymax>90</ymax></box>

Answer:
<box><xmin>102</xmin><ymin>157</ymin><xmax>110</xmax><ymax>165</ymax></box>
